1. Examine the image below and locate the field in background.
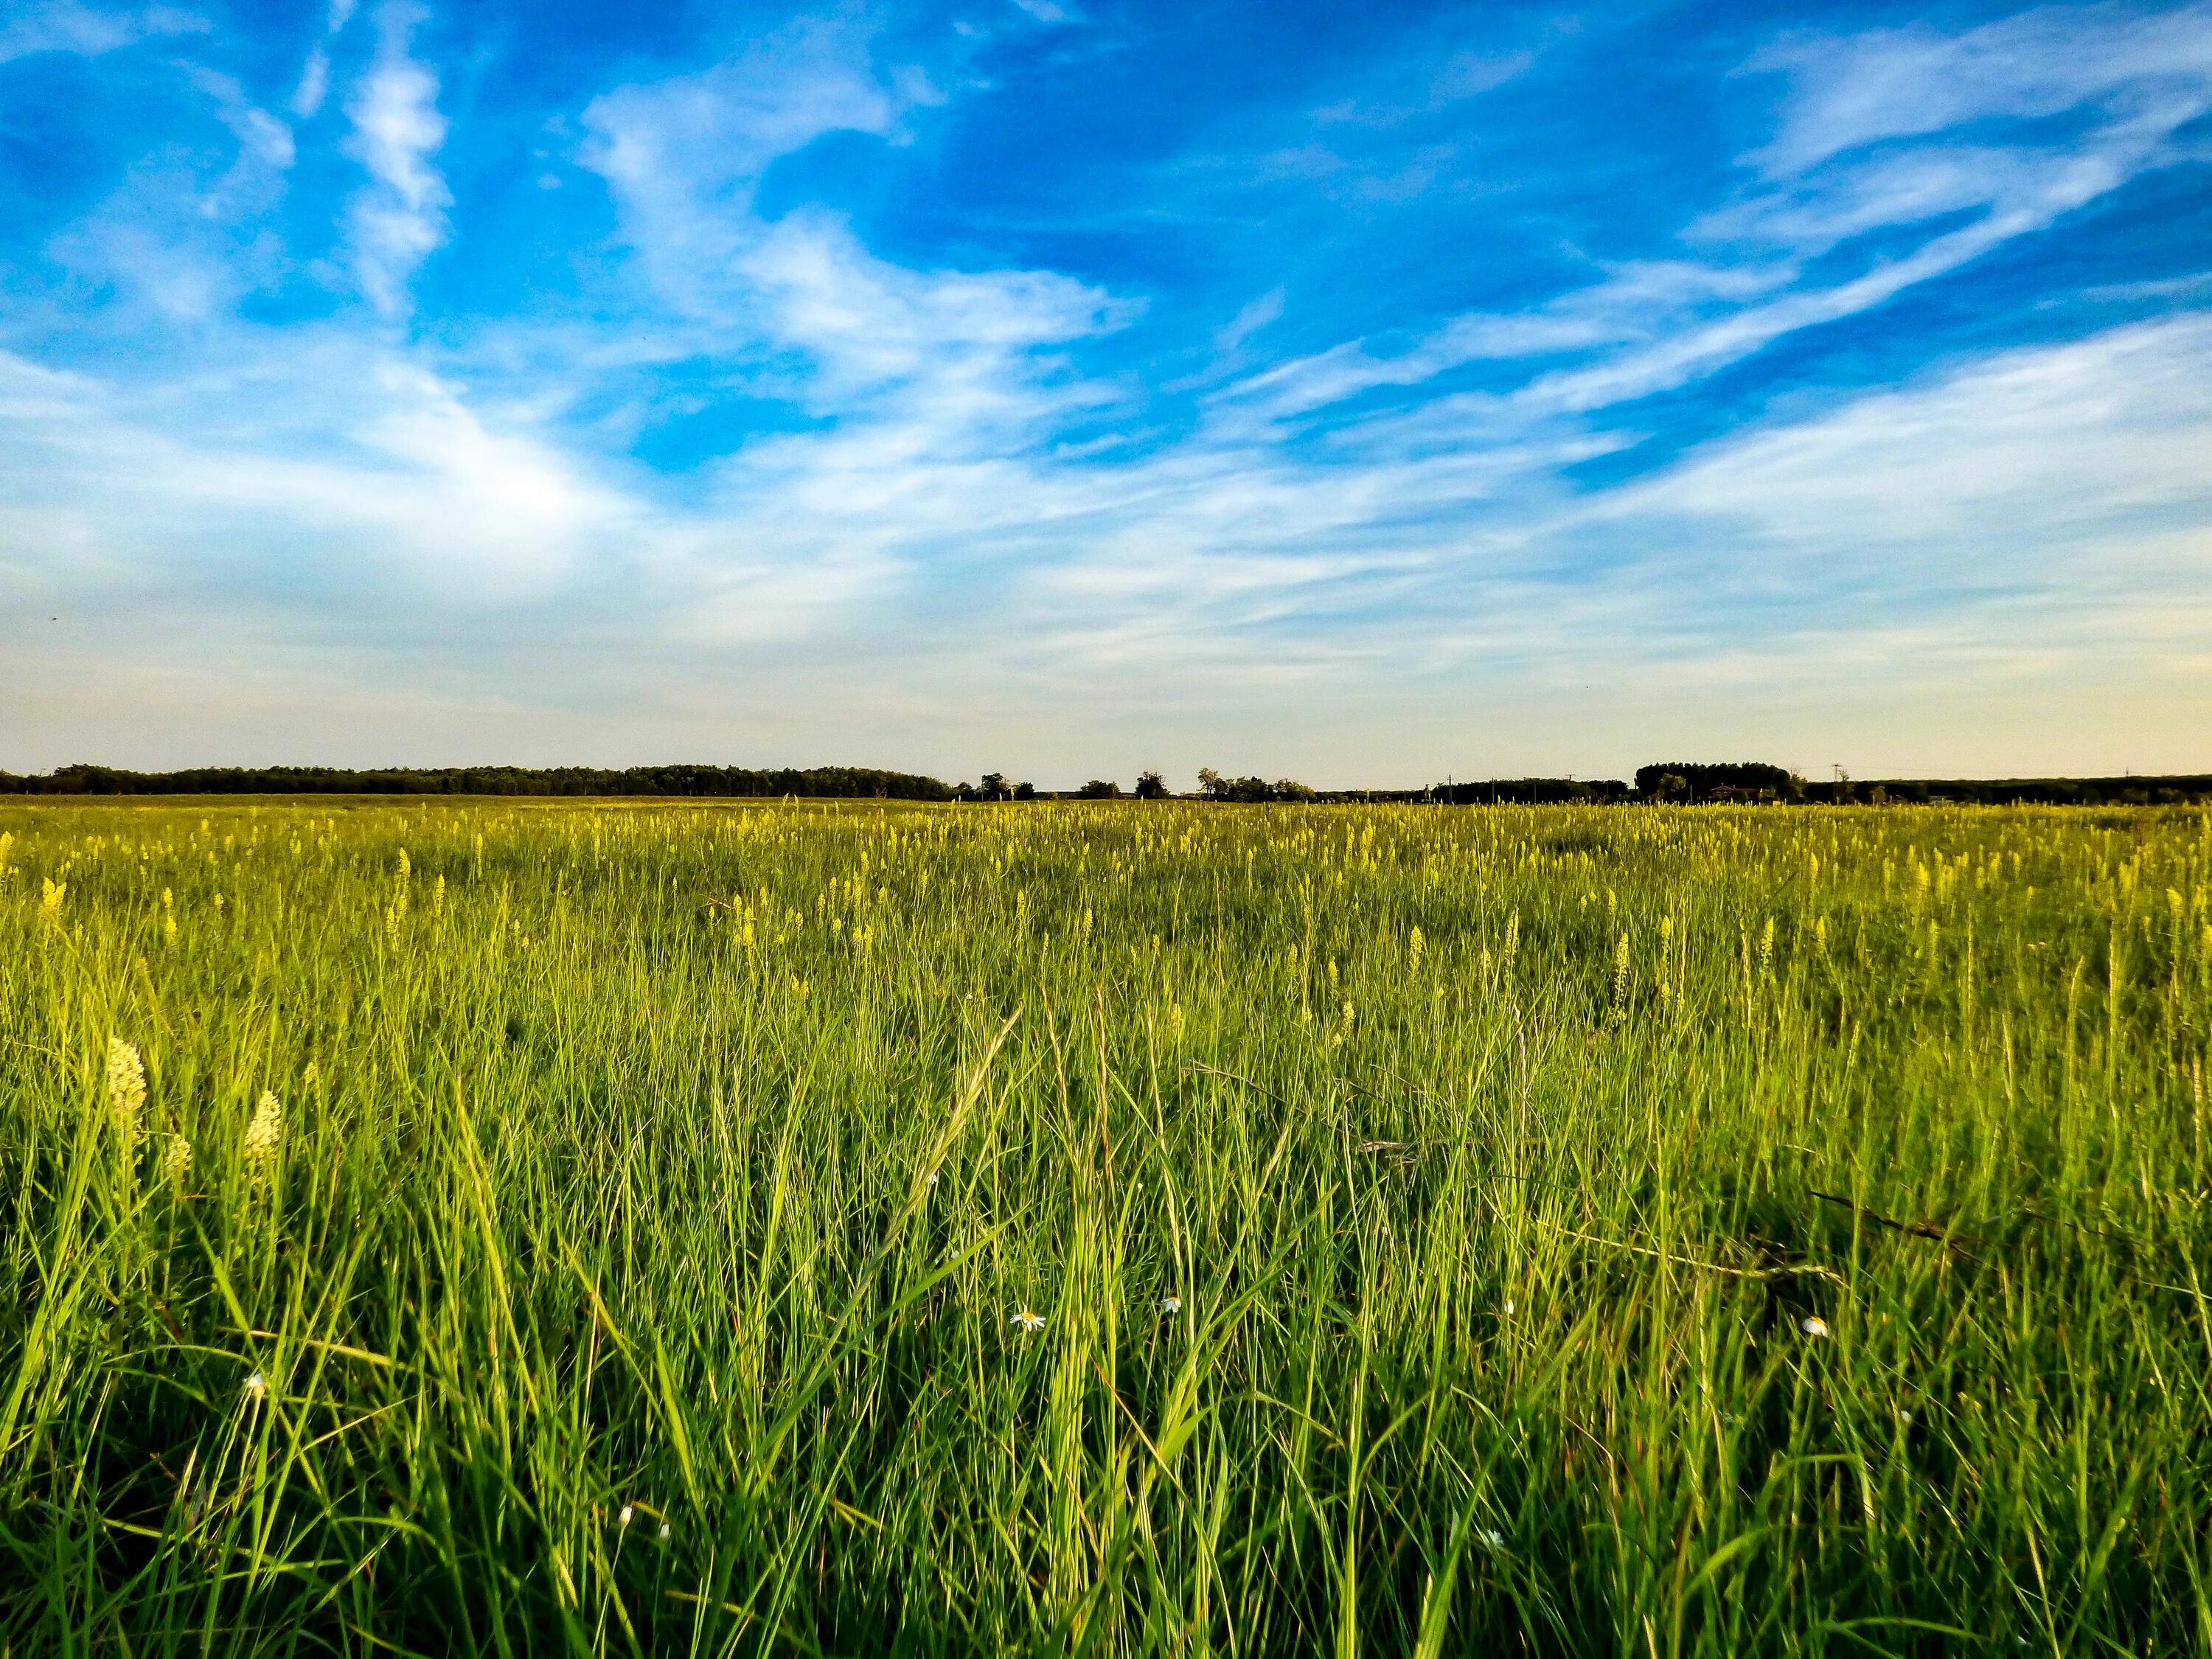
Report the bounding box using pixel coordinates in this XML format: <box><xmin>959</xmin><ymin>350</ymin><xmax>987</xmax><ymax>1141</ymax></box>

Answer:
<box><xmin>1</xmin><ymin>797</ymin><xmax>2208</xmax><ymax>1656</ymax></box>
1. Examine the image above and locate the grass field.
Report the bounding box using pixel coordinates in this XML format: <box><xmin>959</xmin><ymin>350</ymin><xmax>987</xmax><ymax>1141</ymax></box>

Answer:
<box><xmin>1</xmin><ymin>796</ymin><xmax>2208</xmax><ymax>1656</ymax></box>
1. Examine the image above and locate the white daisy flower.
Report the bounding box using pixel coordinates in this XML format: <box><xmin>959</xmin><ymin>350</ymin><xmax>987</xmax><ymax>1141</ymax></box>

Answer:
<box><xmin>1012</xmin><ymin>1308</ymin><xmax>1046</xmax><ymax>1334</ymax></box>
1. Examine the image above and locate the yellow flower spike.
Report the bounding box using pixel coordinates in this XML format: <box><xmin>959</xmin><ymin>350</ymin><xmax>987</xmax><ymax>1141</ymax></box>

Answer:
<box><xmin>107</xmin><ymin>1039</ymin><xmax>147</xmax><ymax>1151</ymax></box>
<box><xmin>244</xmin><ymin>1091</ymin><xmax>282</xmax><ymax>1169</ymax></box>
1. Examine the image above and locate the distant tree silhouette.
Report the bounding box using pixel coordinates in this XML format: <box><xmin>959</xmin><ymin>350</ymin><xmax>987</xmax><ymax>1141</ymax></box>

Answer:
<box><xmin>1077</xmin><ymin>779</ymin><xmax>1121</xmax><ymax>799</ymax></box>
<box><xmin>1634</xmin><ymin>762</ymin><xmax>1796</xmax><ymax>802</ymax></box>
<box><xmin>1195</xmin><ymin>768</ymin><xmax>1312</xmax><ymax>803</ymax></box>
<box><xmin>0</xmin><ymin>762</ymin><xmax>959</xmax><ymax>801</ymax></box>
<box><xmin>1013</xmin><ymin>782</ymin><xmax>1037</xmax><ymax>801</ymax></box>
<box><xmin>1430</xmin><ymin>779</ymin><xmax>1626</xmax><ymax>804</ymax></box>
<box><xmin>4</xmin><ymin>760</ymin><xmax>2199</xmax><ymax>808</ymax></box>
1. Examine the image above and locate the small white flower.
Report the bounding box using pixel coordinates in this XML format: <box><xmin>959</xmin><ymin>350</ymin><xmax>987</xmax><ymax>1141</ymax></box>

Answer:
<box><xmin>243</xmin><ymin>1371</ymin><xmax>266</xmax><ymax>1400</ymax></box>
<box><xmin>1161</xmin><ymin>1295</ymin><xmax>1182</xmax><ymax>1315</ymax></box>
<box><xmin>1801</xmin><ymin>1315</ymin><xmax>1831</xmax><ymax>1340</ymax></box>
<box><xmin>1479</xmin><ymin>1528</ymin><xmax>1506</xmax><ymax>1550</ymax></box>
<box><xmin>1501</xmin><ymin>1299</ymin><xmax>1514</xmax><ymax>1316</ymax></box>
<box><xmin>657</xmin><ymin>1522</ymin><xmax>672</xmax><ymax>1543</ymax></box>
<box><xmin>619</xmin><ymin>1505</ymin><xmax>634</xmax><ymax>1527</ymax></box>
<box><xmin>1012</xmin><ymin>1308</ymin><xmax>1046</xmax><ymax>1334</ymax></box>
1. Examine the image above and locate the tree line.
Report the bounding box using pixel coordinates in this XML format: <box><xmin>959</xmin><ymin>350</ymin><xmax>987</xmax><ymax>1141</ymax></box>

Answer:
<box><xmin>1</xmin><ymin>760</ymin><xmax>2203</xmax><ymax>807</ymax></box>
<box><xmin>0</xmin><ymin>764</ymin><xmax>959</xmax><ymax>800</ymax></box>
<box><xmin>1627</xmin><ymin>763</ymin><xmax>2212</xmax><ymax>807</ymax></box>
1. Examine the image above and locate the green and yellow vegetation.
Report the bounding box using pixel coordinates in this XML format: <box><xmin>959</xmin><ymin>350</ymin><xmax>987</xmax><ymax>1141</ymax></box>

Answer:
<box><xmin>2</xmin><ymin>797</ymin><xmax>2208</xmax><ymax>1655</ymax></box>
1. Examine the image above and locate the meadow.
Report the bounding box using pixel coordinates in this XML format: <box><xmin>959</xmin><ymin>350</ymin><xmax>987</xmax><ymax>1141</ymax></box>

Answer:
<box><xmin>1</xmin><ymin>796</ymin><xmax>2207</xmax><ymax>1656</ymax></box>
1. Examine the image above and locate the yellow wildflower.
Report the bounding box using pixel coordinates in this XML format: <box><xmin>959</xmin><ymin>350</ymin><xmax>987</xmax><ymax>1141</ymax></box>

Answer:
<box><xmin>245</xmin><ymin>1091</ymin><xmax>282</xmax><ymax>1166</ymax></box>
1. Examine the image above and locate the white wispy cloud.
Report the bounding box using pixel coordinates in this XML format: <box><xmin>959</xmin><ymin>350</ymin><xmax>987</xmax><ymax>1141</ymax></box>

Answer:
<box><xmin>1219</xmin><ymin>261</ymin><xmax>1789</xmax><ymax>430</ymax></box>
<box><xmin>581</xmin><ymin>17</ymin><xmax>902</xmax><ymax>319</ymax></box>
<box><xmin>36</xmin><ymin>63</ymin><xmax>293</xmax><ymax>322</ymax></box>
<box><xmin>1577</xmin><ymin>315</ymin><xmax>2212</xmax><ymax>600</ymax></box>
<box><xmin>292</xmin><ymin>46</ymin><xmax>330</xmax><ymax>117</ymax></box>
<box><xmin>342</xmin><ymin>9</ymin><xmax>449</xmax><ymax>316</ymax></box>
<box><xmin>1220</xmin><ymin>1</ymin><xmax>2212</xmax><ymax>439</ymax></box>
<box><xmin>1214</xmin><ymin>288</ymin><xmax>1285</xmax><ymax>354</ymax></box>
<box><xmin>0</xmin><ymin>338</ymin><xmax>633</xmax><ymax>602</ymax></box>
<box><xmin>0</xmin><ymin>1</ymin><xmax>205</xmax><ymax>62</ymax></box>
<box><xmin>1747</xmin><ymin>2</ymin><xmax>2212</xmax><ymax>175</ymax></box>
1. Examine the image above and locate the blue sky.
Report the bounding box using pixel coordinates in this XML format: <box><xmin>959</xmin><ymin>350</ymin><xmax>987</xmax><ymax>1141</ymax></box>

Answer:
<box><xmin>2</xmin><ymin>0</ymin><xmax>2209</xmax><ymax>785</ymax></box>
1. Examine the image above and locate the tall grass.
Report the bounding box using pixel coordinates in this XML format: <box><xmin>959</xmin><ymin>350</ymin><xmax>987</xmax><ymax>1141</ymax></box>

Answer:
<box><xmin>1</xmin><ymin>798</ymin><xmax>2207</xmax><ymax>1655</ymax></box>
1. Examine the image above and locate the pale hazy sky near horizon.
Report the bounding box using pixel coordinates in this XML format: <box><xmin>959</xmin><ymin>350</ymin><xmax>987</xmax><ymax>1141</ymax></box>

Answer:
<box><xmin>2</xmin><ymin>0</ymin><xmax>2209</xmax><ymax>789</ymax></box>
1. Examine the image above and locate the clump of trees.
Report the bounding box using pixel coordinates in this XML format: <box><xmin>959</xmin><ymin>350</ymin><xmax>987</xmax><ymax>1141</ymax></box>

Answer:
<box><xmin>955</xmin><ymin>772</ymin><xmax>1166</xmax><ymax>801</ymax></box>
<box><xmin>958</xmin><ymin>773</ymin><xmax>1037</xmax><ymax>802</ymax></box>
<box><xmin>1632</xmin><ymin>762</ymin><xmax>1801</xmax><ymax>802</ymax></box>
<box><xmin>1196</xmin><ymin>769</ymin><xmax>1315</xmax><ymax>803</ymax></box>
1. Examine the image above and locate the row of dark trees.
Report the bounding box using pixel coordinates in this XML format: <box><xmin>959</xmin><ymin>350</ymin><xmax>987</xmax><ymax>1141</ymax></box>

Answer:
<box><xmin>1806</xmin><ymin>774</ymin><xmax>2212</xmax><ymax>807</ymax></box>
<box><xmin>1195</xmin><ymin>769</ymin><xmax>1316</xmax><ymax>803</ymax></box>
<box><xmin>1622</xmin><ymin>763</ymin><xmax>2212</xmax><ymax>807</ymax></box>
<box><xmin>3</xmin><ymin>761</ymin><xmax>2205</xmax><ymax>807</ymax></box>
<box><xmin>961</xmin><ymin>771</ymin><xmax>1174</xmax><ymax>801</ymax></box>
<box><xmin>0</xmin><ymin>764</ymin><xmax>958</xmax><ymax>800</ymax></box>
<box><xmin>1430</xmin><ymin>778</ymin><xmax>1634</xmax><ymax>805</ymax></box>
